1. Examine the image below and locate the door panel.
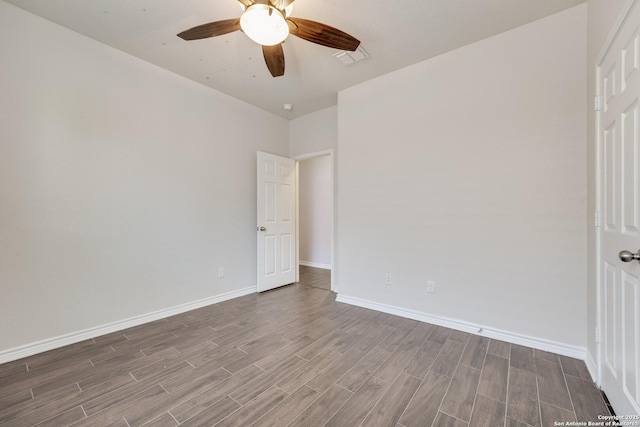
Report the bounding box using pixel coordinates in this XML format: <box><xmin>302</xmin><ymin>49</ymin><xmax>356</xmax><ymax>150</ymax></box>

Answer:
<box><xmin>623</xmin><ymin>271</ymin><xmax>639</xmax><ymax>400</ymax></box>
<box><xmin>257</xmin><ymin>151</ymin><xmax>296</xmax><ymax>292</ymax></box>
<box><xmin>604</xmin><ymin>262</ymin><xmax>618</xmax><ymax>374</ymax></box>
<box><xmin>598</xmin><ymin>0</ymin><xmax>640</xmax><ymax>415</ymax></box>
<box><xmin>622</xmin><ymin>101</ymin><xmax>639</xmax><ymax>235</ymax></box>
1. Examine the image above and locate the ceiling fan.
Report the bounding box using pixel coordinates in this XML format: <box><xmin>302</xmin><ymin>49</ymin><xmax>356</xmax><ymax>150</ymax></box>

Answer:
<box><xmin>177</xmin><ymin>0</ymin><xmax>360</xmax><ymax>77</ymax></box>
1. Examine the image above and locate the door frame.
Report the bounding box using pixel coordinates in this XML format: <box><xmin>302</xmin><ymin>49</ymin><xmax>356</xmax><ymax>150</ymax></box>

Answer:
<box><xmin>293</xmin><ymin>149</ymin><xmax>336</xmax><ymax>292</ymax></box>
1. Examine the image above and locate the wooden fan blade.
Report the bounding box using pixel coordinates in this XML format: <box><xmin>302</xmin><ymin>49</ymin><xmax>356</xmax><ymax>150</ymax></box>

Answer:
<box><xmin>262</xmin><ymin>44</ymin><xmax>285</xmax><ymax>77</ymax></box>
<box><xmin>177</xmin><ymin>19</ymin><xmax>240</xmax><ymax>41</ymax></box>
<box><xmin>287</xmin><ymin>18</ymin><xmax>360</xmax><ymax>51</ymax></box>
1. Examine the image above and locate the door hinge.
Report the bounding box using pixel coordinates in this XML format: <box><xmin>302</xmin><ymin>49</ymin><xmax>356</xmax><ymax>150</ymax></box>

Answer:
<box><xmin>595</xmin><ymin>211</ymin><xmax>602</xmax><ymax>228</ymax></box>
<box><xmin>594</xmin><ymin>96</ymin><xmax>602</xmax><ymax>111</ymax></box>
<box><xmin>595</xmin><ymin>327</ymin><xmax>601</xmax><ymax>343</ymax></box>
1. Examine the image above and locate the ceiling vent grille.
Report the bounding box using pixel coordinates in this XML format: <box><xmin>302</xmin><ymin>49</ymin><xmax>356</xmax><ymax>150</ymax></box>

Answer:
<box><xmin>333</xmin><ymin>46</ymin><xmax>369</xmax><ymax>65</ymax></box>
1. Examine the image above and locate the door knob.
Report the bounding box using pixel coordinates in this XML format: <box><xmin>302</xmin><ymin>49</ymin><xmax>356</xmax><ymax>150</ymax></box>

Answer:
<box><xmin>619</xmin><ymin>250</ymin><xmax>640</xmax><ymax>263</ymax></box>
<box><xmin>257</xmin><ymin>226</ymin><xmax>266</xmax><ymax>231</ymax></box>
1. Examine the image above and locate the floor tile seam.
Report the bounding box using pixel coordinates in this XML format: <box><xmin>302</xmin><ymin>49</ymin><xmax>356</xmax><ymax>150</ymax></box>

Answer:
<box><xmin>504</xmin><ymin>353</ymin><xmax>512</xmax><ymax>427</ymax></box>
<box><xmin>190</xmin><ymin>394</ymin><xmax>243</xmax><ymax>425</ymax></box>
<box><xmin>558</xmin><ymin>357</ymin><xmax>579</xmax><ymax>417</ymax></box>
<box><xmin>537</xmin><ymin>389</ymin><xmax>575</xmax><ymax>413</ymax></box>
<box><xmin>535</xmin><ymin>368</ymin><xmax>544</xmax><ymax>427</ymax></box>
<box><xmin>506</xmin><ymin>366</ymin><xmax>541</xmax><ymax>427</ymax></box>
<box><xmin>563</xmin><ymin>371</ymin><xmax>597</xmax><ymax>382</ymax></box>
<box><xmin>476</xmin><ymin>344</ymin><xmax>509</xmax><ymax>406</ymax></box>
<box><xmin>538</xmin><ymin>398</ymin><xmax>578</xmax><ymax>417</ymax></box>
<box><xmin>506</xmin><ymin>417</ymin><xmax>537</xmax><ymax>427</ymax></box>
<box><xmin>393</xmin><ymin>370</ymin><xmax>437</xmax><ymax>427</ymax></box>
<box><xmin>169</xmin><ymin>393</ymin><xmax>232</xmax><ymax>425</ymax></box>
<box><xmin>460</xmin><ymin>361</ymin><xmax>485</xmax><ymax>371</ymax></box>
<box><xmin>165</xmin><ymin>411</ymin><xmax>180</xmax><ymax>426</ymax></box>
<box><xmin>336</xmin><ymin>378</ymin><xmax>388</xmax><ymax>427</ymax></box>
<box><xmin>30</xmin><ymin>404</ymin><xmax>85</xmax><ymax>427</ymax></box>
<box><xmin>248</xmin><ymin>385</ymin><xmax>321</xmax><ymax>427</ymax></box>
<box><xmin>233</xmin><ymin>378</ymin><xmax>293</xmax><ymax>405</ymax></box>
<box><xmin>533</xmin><ymin>352</ymin><xmax>561</xmax><ymax>365</ymax></box>
<box><xmin>330</xmin><ymin>359</ymin><xmax>376</xmax><ymax>393</ymax></box>
<box><xmin>487</xmin><ymin>340</ymin><xmax>510</xmax><ymax>361</ymax></box>
<box><xmin>437</xmin><ymin>409</ymin><xmax>471</xmax><ymax>425</ymax></box>
<box><xmin>475</xmin><ymin>391</ymin><xmax>507</xmax><ymax>405</ymax></box>
<box><xmin>251</xmin><ymin>339</ymin><xmax>317</xmax><ymax>371</ymax></box>
<box><xmin>369</xmin><ymin>349</ymin><xmax>412</xmax><ymax>384</ymax></box>
<box><xmin>308</xmin><ymin>386</ymin><xmax>353</xmax><ymax>427</ymax></box>
<box><xmin>465</xmin><ymin>346</ymin><xmax>490</xmax><ymax>425</ymax></box>
<box><xmin>247</xmin><ymin>362</ymin><xmax>268</xmax><ymax>374</ymax></box>
<box><xmin>413</xmin><ymin>338</ymin><xmax>449</xmax><ymax>377</ymax></box>
<box><xmin>81</xmin><ymin>380</ymin><xmax>166</xmax><ymax>419</ymax></box>
<box><xmin>304</xmin><ymin>382</ymin><xmax>325</xmax><ymax>394</ymax></box>
<box><xmin>331</xmin><ymin>382</ymin><xmax>355</xmax><ymax>396</ymax></box>
<box><xmin>102</xmin><ymin>383</ymin><xmax>171</xmax><ymax>425</ymax></box>
<box><xmin>21</xmin><ymin>340</ymin><xmax>101</xmax><ymax>369</ymax></box>
<box><xmin>433</xmin><ymin>371</ymin><xmax>457</xmax><ymax>426</ymax></box>
<box><xmin>369</xmin><ymin>367</ymin><xmax>393</xmax><ymax>383</ymax></box>
<box><xmin>167</xmin><ymin>408</ymin><xmax>180</xmax><ymax>424</ymax></box>
<box><xmin>4</xmin><ymin>362</ymin><xmax>97</xmax><ymax>394</ymax></box>
<box><xmin>28</xmin><ymin>366</ymin><xmax>119</xmax><ymax>399</ymax></box>
<box><xmin>476</xmin><ymin>341</ymin><xmax>490</xmax><ymax>382</ymax></box>
<box><xmin>404</xmin><ymin>371</ymin><xmax>424</xmax><ymax>381</ymax></box>
<box><xmin>237</xmin><ymin>385</ymin><xmax>290</xmax><ymax>427</ymax></box>
<box><xmin>396</xmin><ymin>323</ymin><xmax>421</xmax><ymax>348</ymax></box>
<box><xmin>25</xmin><ymin>352</ymin><xmax>99</xmax><ymax>375</ymax></box>
<box><xmin>226</xmin><ymin>394</ymin><xmax>244</xmax><ymax>408</ymax></box>
<box><xmin>449</xmin><ymin>339</ymin><xmax>467</xmax><ymax>371</ymax></box>
<box><xmin>160</xmin><ymin>372</ymin><xmax>232</xmax><ymax>415</ymax></box>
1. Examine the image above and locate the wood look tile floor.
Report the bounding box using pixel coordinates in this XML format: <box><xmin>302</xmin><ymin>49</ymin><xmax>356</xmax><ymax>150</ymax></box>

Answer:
<box><xmin>0</xmin><ymin>267</ymin><xmax>610</xmax><ymax>426</ymax></box>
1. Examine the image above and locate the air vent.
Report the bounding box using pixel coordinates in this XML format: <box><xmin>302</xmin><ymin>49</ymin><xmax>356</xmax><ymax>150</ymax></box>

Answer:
<box><xmin>333</xmin><ymin>46</ymin><xmax>370</xmax><ymax>65</ymax></box>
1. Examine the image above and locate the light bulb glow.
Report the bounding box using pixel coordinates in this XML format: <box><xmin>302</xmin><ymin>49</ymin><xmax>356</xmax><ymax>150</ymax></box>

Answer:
<box><xmin>240</xmin><ymin>4</ymin><xmax>289</xmax><ymax>46</ymax></box>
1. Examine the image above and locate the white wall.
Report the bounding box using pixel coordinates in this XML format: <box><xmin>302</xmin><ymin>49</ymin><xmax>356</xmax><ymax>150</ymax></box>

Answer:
<box><xmin>0</xmin><ymin>1</ymin><xmax>289</xmax><ymax>356</ymax></box>
<box><xmin>585</xmin><ymin>0</ymin><xmax>629</xmax><ymax>368</ymax></box>
<box><xmin>289</xmin><ymin>106</ymin><xmax>337</xmax><ymax>157</ymax></box>
<box><xmin>299</xmin><ymin>155</ymin><xmax>332</xmax><ymax>268</ymax></box>
<box><xmin>337</xmin><ymin>5</ymin><xmax>588</xmax><ymax>349</ymax></box>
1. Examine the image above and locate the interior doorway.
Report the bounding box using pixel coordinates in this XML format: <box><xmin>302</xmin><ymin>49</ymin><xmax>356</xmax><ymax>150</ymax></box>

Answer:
<box><xmin>294</xmin><ymin>149</ymin><xmax>335</xmax><ymax>292</ymax></box>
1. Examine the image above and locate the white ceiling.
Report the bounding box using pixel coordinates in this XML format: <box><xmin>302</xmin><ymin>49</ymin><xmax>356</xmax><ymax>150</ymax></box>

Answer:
<box><xmin>5</xmin><ymin>0</ymin><xmax>585</xmax><ymax>119</ymax></box>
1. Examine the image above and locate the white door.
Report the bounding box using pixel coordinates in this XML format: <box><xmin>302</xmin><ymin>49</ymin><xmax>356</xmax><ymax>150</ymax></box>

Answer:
<box><xmin>257</xmin><ymin>151</ymin><xmax>296</xmax><ymax>292</ymax></box>
<box><xmin>598</xmin><ymin>0</ymin><xmax>640</xmax><ymax>415</ymax></box>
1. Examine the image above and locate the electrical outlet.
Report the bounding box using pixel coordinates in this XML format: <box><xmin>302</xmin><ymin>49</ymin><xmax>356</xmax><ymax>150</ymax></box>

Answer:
<box><xmin>427</xmin><ymin>280</ymin><xmax>435</xmax><ymax>293</ymax></box>
<box><xmin>218</xmin><ymin>267</ymin><xmax>224</xmax><ymax>278</ymax></box>
<box><xmin>385</xmin><ymin>274</ymin><xmax>391</xmax><ymax>285</ymax></box>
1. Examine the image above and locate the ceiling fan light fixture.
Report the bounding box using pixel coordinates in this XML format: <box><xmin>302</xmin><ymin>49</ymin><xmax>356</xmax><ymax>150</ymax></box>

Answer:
<box><xmin>240</xmin><ymin>4</ymin><xmax>289</xmax><ymax>46</ymax></box>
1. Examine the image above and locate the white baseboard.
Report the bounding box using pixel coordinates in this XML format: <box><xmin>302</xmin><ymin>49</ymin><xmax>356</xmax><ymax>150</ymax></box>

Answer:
<box><xmin>0</xmin><ymin>286</ymin><xmax>256</xmax><ymax>365</ymax></box>
<box><xmin>336</xmin><ymin>293</ymin><xmax>589</xmax><ymax>364</ymax></box>
<box><xmin>299</xmin><ymin>261</ymin><xmax>331</xmax><ymax>270</ymax></box>
<box><xmin>585</xmin><ymin>350</ymin><xmax>598</xmax><ymax>384</ymax></box>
